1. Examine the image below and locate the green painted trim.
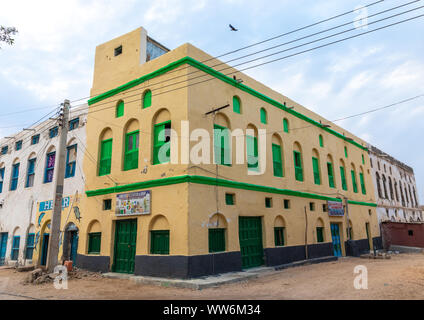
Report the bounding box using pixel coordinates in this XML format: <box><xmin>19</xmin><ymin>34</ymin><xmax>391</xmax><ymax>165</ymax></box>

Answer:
<box><xmin>86</xmin><ymin>174</ymin><xmax>377</xmax><ymax>207</ymax></box>
<box><xmin>347</xmin><ymin>200</ymin><xmax>377</xmax><ymax>207</ymax></box>
<box><xmin>88</xmin><ymin>56</ymin><xmax>368</xmax><ymax>152</ymax></box>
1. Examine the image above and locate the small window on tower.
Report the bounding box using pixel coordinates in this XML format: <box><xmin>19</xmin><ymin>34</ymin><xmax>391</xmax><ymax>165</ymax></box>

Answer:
<box><xmin>114</xmin><ymin>45</ymin><xmax>122</xmax><ymax>56</ymax></box>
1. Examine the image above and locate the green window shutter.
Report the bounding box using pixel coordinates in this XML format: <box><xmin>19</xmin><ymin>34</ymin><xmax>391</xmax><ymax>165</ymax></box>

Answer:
<box><xmin>260</xmin><ymin>108</ymin><xmax>267</xmax><ymax>124</ymax></box>
<box><xmin>143</xmin><ymin>90</ymin><xmax>152</xmax><ymax>109</ymax></box>
<box><xmin>293</xmin><ymin>151</ymin><xmax>303</xmax><ymax>181</ymax></box>
<box><xmin>225</xmin><ymin>193</ymin><xmax>234</xmax><ymax>205</ymax></box>
<box><xmin>344</xmin><ymin>146</ymin><xmax>348</xmax><ymax>158</ymax></box>
<box><xmin>214</xmin><ymin>124</ymin><xmax>231</xmax><ymax>166</ymax></box>
<box><xmin>116</xmin><ymin>101</ymin><xmax>124</xmax><ymax>118</ymax></box>
<box><xmin>340</xmin><ymin>166</ymin><xmax>347</xmax><ymax>191</ymax></box>
<box><xmin>99</xmin><ymin>139</ymin><xmax>112</xmax><ymax>176</ymax></box>
<box><xmin>316</xmin><ymin>227</ymin><xmax>324</xmax><ymax>243</ymax></box>
<box><xmin>319</xmin><ymin>135</ymin><xmax>324</xmax><ymax>147</ymax></box>
<box><xmin>362</xmin><ymin>154</ymin><xmax>365</xmax><ymax>165</ymax></box>
<box><xmin>124</xmin><ymin>131</ymin><xmax>139</xmax><ymax>170</ymax></box>
<box><xmin>233</xmin><ymin>96</ymin><xmax>241</xmax><ymax>114</ymax></box>
<box><xmin>327</xmin><ymin>162</ymin><xmax>335</xmax><ymax>188</ymax></box>
<box><xmin>246</xmin><ymin>135</ymin><xmax>258</xmax><ymax>171</ymax></box>
<box><xmin>150</xmin><ymin>230</ymin><xmax>170</xmax><ymax>255</ymax></box>
<box><xmin>312</xmin><ymin>157</ymin><xmax>321</xmax><ymax>185</ymax></box>
<box><xmin>283</xmin><ymin>119</ymin><xmax>289</xmax><ymax>133</ymax></box>
<box><xmin>88</xmin><ymin>232</ymin><xmax>101</xmax><ymax>254</ymax></box>
<box><xmin>274</xmin><ymin>227</ymin><xmax>285</xmax><ymax>246</ymax></box>
<box><xmin>209</xmin><ymin>228</ymin><xmax>226</xmax><ymax>253</ymax></box>
<box><xmin>272</xmin><ymin>144</ymin><xmax>283</xmax><ymax>177</ymax></box>
<box><xmin>360</xmin><ymin>172</ymin><xmax>366</xmax><ymax>195</ymax></box>
<box><xmin>153</xmin><ymin>121</ymin><xmax>171</xmax><ymax>165</ymax></box>
<box><xmin>351</xmin><ymin>170</ymin><xmax>358</xmax><ymax>193</ymax></box>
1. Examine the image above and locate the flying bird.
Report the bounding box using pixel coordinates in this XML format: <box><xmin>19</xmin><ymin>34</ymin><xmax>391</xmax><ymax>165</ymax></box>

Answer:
<box><xmin>229</xmin><ymin>24</ymin><xmax>238</xmax><ymax>31</ymax></box>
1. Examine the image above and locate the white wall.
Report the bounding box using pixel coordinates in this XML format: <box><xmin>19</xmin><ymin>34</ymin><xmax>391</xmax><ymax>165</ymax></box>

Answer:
<box><xmin>0</xmin><ymin>105</ymin><xmax>87</xmax><ymax>266</ymax></box>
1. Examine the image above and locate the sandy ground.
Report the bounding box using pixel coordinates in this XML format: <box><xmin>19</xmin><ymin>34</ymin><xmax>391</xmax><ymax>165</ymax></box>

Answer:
<box><xmin>1</xmin><ymin>253</ymin><xmax>424</xmax><ymax>300</ymax></box>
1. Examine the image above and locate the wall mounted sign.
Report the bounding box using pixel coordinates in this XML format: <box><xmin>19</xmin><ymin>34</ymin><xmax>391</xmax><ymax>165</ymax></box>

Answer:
<box><xmin>328</xmin><ymin>201</ymin><xmax>344</xmax><ymax>217</ymax></box>
<box><xmin>116</xmin><ymin>190</ymin><xmax>151</xmax><ymax>216</ymax></box>
<box><xmin>39</xmin><ymin>197</ymin><xmax>70</xmax><ymax>212</ymax></box>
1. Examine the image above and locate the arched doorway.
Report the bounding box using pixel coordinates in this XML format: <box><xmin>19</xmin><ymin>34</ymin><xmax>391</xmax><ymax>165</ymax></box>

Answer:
<box><xmin>62</xmin><ymin>223</ymin><xmax>79</xmax><ymax>263</ymax></box>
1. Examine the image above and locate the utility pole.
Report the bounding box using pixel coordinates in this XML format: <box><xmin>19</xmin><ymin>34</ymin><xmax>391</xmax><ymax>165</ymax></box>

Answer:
<box><xmin>46</xmin><ymin>100</ymin><xmax>70</xmax><ymax>273</ymax></box>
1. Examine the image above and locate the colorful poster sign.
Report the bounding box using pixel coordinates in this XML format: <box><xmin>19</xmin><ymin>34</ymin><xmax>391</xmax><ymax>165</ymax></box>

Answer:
<box><xmin>116</xmin><ymin>190</ymin><xmax>151</xmax><ymax>216</ymax></box>
<box><xmin>328</xmin><ymin>201</ymin><xmax>344</xmax><ymax>216</ymax></box>
<box><xmin>39</xmin><ymin>197</ymin><xmax>70</xmax><ymax>211</ymax></box>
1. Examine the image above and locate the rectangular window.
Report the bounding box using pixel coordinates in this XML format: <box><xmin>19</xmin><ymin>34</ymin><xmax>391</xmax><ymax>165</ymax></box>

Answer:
<box><xmin>327</xmin><ymin>162</ymin><xmax>335</xmax><ymax>188</ymax></box>
<box><xmin>316</xmin><ymin>227</ymin><xmax>324</xmax><ymax>243</ymax></box>
<box><xmin>114</xmin><ymin>45</ymin><xmax>122</xmax><ymax>56</ymax></box>
<box><xmin>246</xmin><ymin>135</ymin><xmax>258</xmax><ymax>171</ymax></box>
<box><xmin>10</xmin><ymin>163</ymin><xmax>19</xmax><ymax>191</ymax></box>
<box><xmin>26</xmin><ymin>158</ymin><xmax>36</xmax><ymax>188</ymax></box>
<box><xmin>272</xmin><ymin>144</ymin><xmax>283</xmax><ymax>177</ymax></box>
<box><xmin>322</xmin><ymin>204</ymin><xmax>328</xmax><ymax>212</ymax></box>
<box><xmin>69</xmin><ymin>118</ymin><xmax>79</xmax><ymax>131</ymax></box>
<box><xmin>65</xmin><ymin>144</ymin><xmax>77</xmax><ymax>178</ymax></box>
<box><xmin>150</xmin><ymin>230</ymin><xmax>170</xmax><ymax>255</ymax></box>
<box><xmin>153</xmin><ymin>121</ymin><xmax>171</xmax><ymax>165</ymax></box>
<box><xmin>103</xmin><ymin>199</ymin><xmax>112</xmax><ymax>210</ymax></box>
<box><xmin>225</xmin><ymin>193</ymin><xmax>235</xmax><ymax>205</ymax></box>
<box><xmin>15</xmin><ymin>140</ymin><xmax>22</xmax><ymax>151</ymax></box>
<box><xmin>88</xmin><ymin>232</ymin><xmax>101</xmax><ymax>254</ymax></box>
<box><xmin>265</xmin><ymin>197</ymin><xmax>272</xmax><ymax>208</ymax></box>
<box><xmin>44</xmin><ymin>152</ymin><xmax>56</xmax><ymax>183</ymax></box>
<box><xmin>25</xmin><ymin>233</ymin><xmax>35</xmax><ymax>260</ymax></box>
<box><xmin>340</xmin><ymin>166</ymin><xmax>347</xmax><ymax>191</ymax></box>
<box><xmin>99</xmin><ymin>139</ymin><xmax>112</xmax><ymax>176</ymax></box>
<box><xmin>351</xmin><ymin>170</ymin><xmax>358</xmax><ymax>193</ymax></box>
<box><xmin>214</xmin><ymin>124</ymin><xmax>231</xmax><ymax>166</ymax></box>
<box><xmin>1</xmin><ymin>146</ymin><xmax>8</xmax><ymax>155</ymax></box>
<box><xmin>49</xmin><ymin>126</ymin><xmax>58</xmax><ymax>138</ymax></box>
<box><xmin>312</xmin><ymin>157</ymin><xmax>321</xmax><ymax>185</ymax></box>
<box><xmin>359</xmin><ymin>172</ymin><xmax>366</xmax><ymax>195</ymax></box>
<box><xmin>274</xmin><ymin>227</ymin><xmax>285</xmax><ymax>246</ymax></box>
<box><xmin>209</xmin><ymin>228</ymin><xmax>226</xmax><ymax>253</ymax></box>
<box><xmin>0</xmin><ymin>167</ymin><xmax>4</xmax><ymax>193</ymax></box>
<box><xmin>309</xmin><ymin>202</ymin><xmax>315</xmax><ymax>211</ymax></box>
<box><xmin>124</xmin><ymin>131</ymin><xmax>139</xmax><ymax>170</ymax></box>
<box><xmin>293</xmin><ymin>151</ymin><xmax>303</xmax><ymax>181</ymax></box>
<box><xmin>11</xmin><ymin>236</ymin><xmax>20</xmax><ymax>260</ymax></box>
<box><xmin>31</xmin><ymin>134</ymin><xmax>40</xmax><ymax>145</ymax></box>
<box><xmin>284</xmin><ymin>199</ymin><xmax>290</xmax><ymax>209</ymax></box>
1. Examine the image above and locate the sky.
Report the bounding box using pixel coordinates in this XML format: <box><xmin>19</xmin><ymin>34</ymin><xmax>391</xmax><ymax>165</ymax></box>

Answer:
<box><xmin>0</xmin><ymin>0</ymin><xmax>423</xmax><ymax>203</ymax></box>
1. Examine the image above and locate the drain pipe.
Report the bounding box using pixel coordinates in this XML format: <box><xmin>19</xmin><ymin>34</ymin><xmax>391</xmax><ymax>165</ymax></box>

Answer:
<box><xmin>304</xmin><ymin>206</ymin><xmax>308</xmax><ymax>260</ymax></box>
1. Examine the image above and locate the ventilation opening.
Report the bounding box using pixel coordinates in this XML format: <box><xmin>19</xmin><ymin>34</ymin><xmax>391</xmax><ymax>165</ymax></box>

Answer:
<box><xmin>114</xmin><ymin>45</ymin><xmax>123</xmax><ymax>56</ymax></box>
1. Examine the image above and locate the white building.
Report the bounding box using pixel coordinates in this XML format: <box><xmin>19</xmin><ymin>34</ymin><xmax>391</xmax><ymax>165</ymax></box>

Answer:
<box><xmin>0</xmin><ymin>104</ymin><xmax>87</xmax><ymax>266</ymax></box>
<box><xmin>368</xmin><ymin>144</ymin><xmax>422</xmax><ymax>224</ymax></box>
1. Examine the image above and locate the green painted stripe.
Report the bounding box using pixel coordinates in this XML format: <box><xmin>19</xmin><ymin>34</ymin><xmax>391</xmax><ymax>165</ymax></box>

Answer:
<box><xmin>86</xmin><ymin>174</ymin><xmax>377</xmax><ymax>207</ymax></box>
<box><xmin>347</xmin><ymin>200</ymin><xmax>377</xmax><ymax>207</ymax></box>
<box><xmin>88</xmin><ymin>56</ymin><xmax>367</xmax><ymax>151</ymax></box>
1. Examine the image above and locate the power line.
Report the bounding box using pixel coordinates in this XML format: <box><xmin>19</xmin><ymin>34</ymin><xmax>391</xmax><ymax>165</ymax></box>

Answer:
<box><xmin>71</xmin><ymin>2</ymin><xmax>419</xmax><ymax>113</ymax></box>
<box><xmin>75</xmin><ymin>11</ymin><xmax>424</xmax><ymax>119</ymax></box>
<box><xmin>68</xmin><ymin>0</ymin><xmax>386</xmax><ymax>105</ymax></box>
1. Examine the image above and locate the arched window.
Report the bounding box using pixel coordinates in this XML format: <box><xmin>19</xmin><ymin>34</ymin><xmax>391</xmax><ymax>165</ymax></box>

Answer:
<box><xmin>376</xmin><ymin>172</ymin><xmax>382</xmax><ymax>198</ymax></box>
<box><xmin>340</xmin><ymin>159</ymin><xmax>347</xmax><ymax>191</ymax></box>
<box><xmin>283</xmin><ymin>118</ymin><xmax>289</xmax><ymax>133</ymax></box>
<box><xmin>44</xmin><ymin>148</ymin><xmax>56</xmax><ymax>183</ymax></box>
<box><xmin>233</xmin><ymin>96</ymin><xmax>241</xmax><ymax>114</ymax></box>
<box><xmin>124</xmin><ymin>120</ymin><xmax>140</xmax><ymax>171</ymax></box>
<box><xmin>116</xmin><ymin>100</ymin><xmax>124</xmax><ymax>118</ymax></box>
<box><xmin>150</xmin><ymin>215</ymin><xmax>170</xmax><ymax>255</ymax></box>
<box><xmin>326</xmin><ymin>155</ymin><xmax>335</xmax><ymax>188</ymax></box>
<box><xmin>293</xmin><ymin>142</ymin><xmax>303</xmax><ymax>182</ymax></box>
<box><xmin>246</xmin><ymin>124</ymin><xmax>259</xmax><ymax>172</ymax></box>
<box><xmin>351</xmin><ymin>163</ymin><xmax>358</xmax><ymax>193</ymax></box>
<box><xmin>272</xmin><ymin>134</ymin><xmax>283</xmax><ymax>177</ymax></box>
<box><xmin>10</xmin><ymin>159</ymin><xmax>20</xmax><ymax>191</ymax></box>
<box><xmin>99</xmin><ymin>128</ymin><xmax>113</xmax><ymax>176</ymax></box>
<box><xmin>388</xmin><ymin>177</ymin><xmax>394</xmax><ymax>200</ymax></box>
<box><xmin>312</xmin><ymin>149</ymin><xmax>321</xmax><ymax>185</ymax></box>
<box><xmin>26</xmin><ymin>154</ymin><xmax>36</xmax><ymax>188</ymax></box>
<box><xmin>382</xmin><ymin>175</ymin><xmax>388</xmax><ymax>199</ymax></box>
<box><xmin>153</xmin><ymin>109</ymin><xmax>171</xmax><ymax>165</ymax></box>
<box><xmin>213</xmin><ymin>113</ymin><xmax>231</xmax><ymax>166</ymax></box>
<box><xmin>274</xmin><ymin>216</ymin><xmax>286</xmax><ymax>246</ymax></box>
<box><xmin>319</xmin><ymin>135</ymin><xmax>324</xmax><ymax>147</ymax></box>
<box><xmin>208</xmin><ymin>214</ymin><xmax>227</xmax><ymax>253</ymax></box>
<box><xmin>87</xmin><ymin>220</ymin><xmax>102</xmax><ymax>255</ymax></box>
<box><xmin>260</xmin><ymin>108</ymin><xmax>267</xmax><ymax>124</ymax></box>
<box><xmin>359</xmin><ymin>167</ymin><xmax>366</xmax><ymax>195</ymax></box>
<box><xmin>142</xmin><ymin>90</ymin><xmax>152</xmax><ymax>109</ymax></box>
<box><xmin>316</xmin><ymin>218</ymin><xmax>325</xmax><ymax>243</ymax></box>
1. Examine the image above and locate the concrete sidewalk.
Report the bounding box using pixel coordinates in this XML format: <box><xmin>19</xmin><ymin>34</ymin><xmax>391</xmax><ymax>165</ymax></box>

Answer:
<box><xmin>103</xmin><ymin>256</ymin><xmax>337</xmax><ymax>290</ymax></box>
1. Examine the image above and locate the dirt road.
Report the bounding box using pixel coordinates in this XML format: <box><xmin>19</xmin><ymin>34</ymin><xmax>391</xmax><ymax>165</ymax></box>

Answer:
<box><xmin>1</xmin><ymin>253</ymin><xmax>424</xmax><ymax>300</ymax></box>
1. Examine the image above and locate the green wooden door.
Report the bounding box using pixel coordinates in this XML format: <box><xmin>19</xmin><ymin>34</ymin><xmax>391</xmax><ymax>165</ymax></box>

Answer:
<box><xmin>239</xmin><ymin>217</ymin><xmax>264</xmax><ymax>269</ymax></box>
<box><xmin>113</xmin><ymin>219</ymin><xmax>137</xmax><ymax>274</ymax></box>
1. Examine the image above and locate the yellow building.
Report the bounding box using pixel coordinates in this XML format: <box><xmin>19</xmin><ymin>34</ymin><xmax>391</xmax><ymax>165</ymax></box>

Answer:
<box><xmin>77</xmin><ymin>27</ymin><xmax>380</xmax><ymax>277</ymax></box>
